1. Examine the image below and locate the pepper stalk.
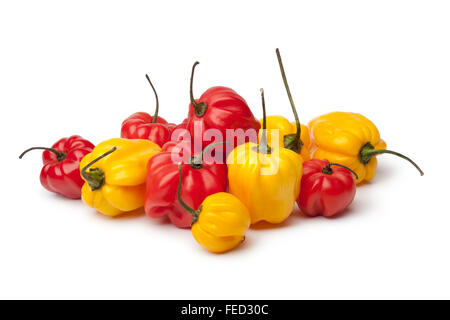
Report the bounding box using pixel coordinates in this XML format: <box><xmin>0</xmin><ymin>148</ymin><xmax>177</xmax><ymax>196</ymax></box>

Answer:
<box><xmin>359</xmin><ymin>142</ymin><xmax>424</xmax><ymax>176</ymax></box>
<box><xmin>145</xmin><ymin>74</ymin><xmax>160</xmax><ymax>123</ymax></box>
<box><xmin>189</xmin><ymin>141</ymin><xmax>229</xmax><ymax>169</ymax></box>
<box><xmin>276</xmin><ymin>48</ymin><xmax>303</xmax><ymax>153</ymax></box>
<box><xmin>189</xmin><ymin>61</ymin><xmax>208</xmax><ymax>117</ymax></box>
<box><xmin>322</xmin><ymin>162</ymin><xmax>359</xmax><ymax>180</ymax></box>
<box><xmin>19</xmin><ymin>147</ymin><xmax>67</xmax><ymax>162</ymax></box>
<box><xmin>256</xmin><ymin>88</ymin><xmax>272</xmax><ymax>154</ymax></box>
<box><xmin>177</xmin><ymin>163</ymin><xmax>201</xmax><ymax>225</ymax></box>
<box><xmin>80</xmin><ymin>147</ymin><xmax>117</xmax><ymax>191</ymax></box>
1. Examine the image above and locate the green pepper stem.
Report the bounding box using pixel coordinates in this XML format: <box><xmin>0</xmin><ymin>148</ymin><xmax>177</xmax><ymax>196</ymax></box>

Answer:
<box><xmin>201</xmin><ymin>141</ymin><xmax>229</xmax><ymax>158</ymax></box>
<box><xmin>360</xmin><ymin>144</ymin><xmax>424</xmax><ymax>176</ymax></box>
<box><xmin>322</xmin><ymin>162</ymin><xmax>359</xmax><ymax>180</ymax></box>
<box><xmin>177</xmin><ymin>163</ymin><xmax>200</xmax><ymax>225</ymax></box>
<box><xmin>80</xmin><ymin>147</ymin><xmax>117</xmax><ymax>191</ymax></box>
<box><xmin>145</xmin><ymin>74</ymin><xmax>159</xmax><ymax>123</ymax></box>
<box><xmin>189</xmin><ymin>61</ymin><xmax>207</xmax><ymax>117</ymax></box>
<box><xmin>276</xmin><ymin>48</ymin><xmax>301</xmax><ymax>144</ymax></box>
<box><xmin>256</xmin><ymin>88</ymin><xmax>272</xmax><ymax>154</ymax></box>
<box><xmin>19</xmin><ymin>147</ymin><xmax>66</xmax><ymax>162</ymax></box>
<box><xmin>189</xmin><ymin>141</ymin><xmax>229</xmax><ymax>169</ymax></box>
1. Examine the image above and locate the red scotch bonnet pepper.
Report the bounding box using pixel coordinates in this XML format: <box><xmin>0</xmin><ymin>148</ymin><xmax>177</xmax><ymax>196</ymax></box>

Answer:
<box><xmin>169</xmin><ymin>118</ymin><xmax>189</xmax><ymax>141</ymax></box>
<box><xmin>19</xmin><ymin>135</ymin><xmax>95</xmax><ymax>199</ymax></box>
<box><xmin>121</xmin><ymin>74</ymin><xmax>175</xmax><ymax>147</ymax></box>
<box><xmin>145</xmin><ymin>142</ymin><xmax>228</xmax><ymax>228</ymax></box>
<box><xmin>297</xmin><ymin>159</ymin><xmax>358</xmax><ymax>217</ymax></box>
<box><xmin>186</xmin><ymin>62</ymin><xmax>260</xmax><ymax>151</ymax></box>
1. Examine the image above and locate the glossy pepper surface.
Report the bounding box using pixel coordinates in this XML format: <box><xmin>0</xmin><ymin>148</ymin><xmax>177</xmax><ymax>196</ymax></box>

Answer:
<box><xmin>298</xmin><ymin>159</ymin><xmax>357</xmax><ymax>217</ymax></box>
<box><xmin>177</xmin><ymin>164</ymin><xmax>250</xmax><ymax>253</ymax></box>
<box><xmin>227</xmin><ymin>89</ymin><xmax>303</xmax><ymax>225</ymax></box>
<box><xmin>80</xmin><ymin>138</ymin><xmax>161</xmax><ymax>216</ymax></box>
<box><xmin>19</xmin><ymin>135</ymin><xmax>94</xmax><ymax>199</ymax></box>
<box><xmin>169</xmin><ymin>118</ymin><xmax>189</xmax><ymax>142</ymax></box>
<box><xmin>121</xmin><ymin>75</ymin><xmax>172</xmax><ymax>147</ymax></box>
<box><xmin>258</xmin><ymin>49</ymin><xmax>311</xmax><ymax>160</ymax></box>
<box><xmin>145</xmin><ymin>142</ymin><xmax>228</xmax><ymax>228</ymax></box>
<box><xmin>186</xmin><ymin>62</ymin><xmax>260</xmax><ymax>150</ymax></box>
<box><xmin>309</xmin><ymin>112</ymin><xmax>424</xmax><ymax>184</ymax></box>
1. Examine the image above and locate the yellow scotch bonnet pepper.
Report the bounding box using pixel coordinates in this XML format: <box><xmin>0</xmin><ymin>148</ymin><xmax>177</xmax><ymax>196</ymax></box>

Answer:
<box><xmin>309</xmin><ymin>112</ymin><xmax>424</xmax><ymax>184</ymax></box>
<box><xmin>228</xmin><ymin>89</ymin><xmax>303</xmax><ymax>225</ymax></box>
<box><xmin>80</xmin><ymin>138</ymin><xmax>161</xmax><ymax>216</ymax></box>
<box><xmin>258</xmin><ymin>49</ymin><xmax>311</xmax><ymax>161</ymax></box>
<box><xmin>176</xmin><ymin>164</ymin><xmax>251</xmax><ymax>253</ymax></box>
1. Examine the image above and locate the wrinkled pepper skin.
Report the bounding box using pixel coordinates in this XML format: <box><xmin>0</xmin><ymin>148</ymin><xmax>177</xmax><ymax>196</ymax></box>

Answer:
<box><xmin>258</xmin><ymin>116</ymin><xmax>311</xmax><ymax>160</ymax></box>
<box><xmin>308</xmin><ymin>112</ymin><xmax>387</xmax><ymax>184</ymax></box>
<box><xmin>187</xmin><ymin>62</ymin><xmax>260</xmax><ymax>150</ymax></box>
<box><xmin>161</xmin><ymin>138</ymin><xmax>227</xmax><ymax>164</ymax></box>
<box><xmin>169</xmin><ymin>118</ymin><xmax>189</xmax><ymax>142</ymax></box>
<box><xmin>121</xmin><ymin>75</ymin><xmax>174</xmax><ymax>147</ymax></box>
<box><xmin>187</xmin><ymin>86</ymin><xmax>261</xmax><ymax>148</ymax></box>
<box><xmin>121</xmin><ymin>112</ymin><xmax>172</xmax><ymax>147</ymax></box>
<box><xmin>227</xmin><ymin>142</ymin><xmax>303</xmax><ymax>224</ymax></box>
<box><xmin>20</xmin><ymin>135</ymin><xmax>95</xmax><ymax>199</ymax></box>
<box><xmin>228</xmin><ymin>89</ymin><xmax>303</xmax><ymax>225</ymax></box>
<box><xmin>297</xmin><ymin>159</ymin><xmax>356</xmax><ymax>217</ymax></box>
<box><xmin>80</xmin><ymin>138</ymin><xmax>161</xmax><ymax>216</ymax></box>
<box><xmin>191</xmin><ymin>192</ymin><xmax>251</xmax><ymax>253</ymax></box>
<box><xmin>145</xmin><ymin>144</ymin><xmax>228</xmax><ymax>228</ymax></box>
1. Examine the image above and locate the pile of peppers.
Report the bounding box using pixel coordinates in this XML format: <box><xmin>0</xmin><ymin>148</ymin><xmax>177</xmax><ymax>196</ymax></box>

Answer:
<box><xmin>20</xmin><ymin>49</ymin><xmax>424</xmax><ymax>254</ymax></box>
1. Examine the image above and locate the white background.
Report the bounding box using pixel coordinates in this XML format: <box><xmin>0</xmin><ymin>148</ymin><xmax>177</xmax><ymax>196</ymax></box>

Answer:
<box><xmin>0</xmin><ymin>0</ymin><xmax>449</xmax><ymax>299</ymax></box>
